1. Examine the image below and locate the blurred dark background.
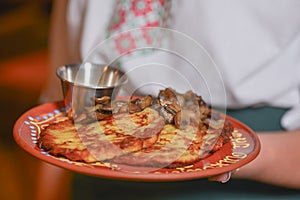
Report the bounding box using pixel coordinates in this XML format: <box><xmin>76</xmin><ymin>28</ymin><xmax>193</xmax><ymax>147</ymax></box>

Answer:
<box><xmin>0</xmin><ymin>1</ymin><xmax>52</xmax><ymax>199</ymax></box>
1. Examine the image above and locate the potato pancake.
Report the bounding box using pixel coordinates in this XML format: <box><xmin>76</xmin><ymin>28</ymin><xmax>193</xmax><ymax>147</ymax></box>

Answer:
<box><xmin>38</xmin><ymin>107</ymin><xmax>165</xmax><ymax>163</ymax></box>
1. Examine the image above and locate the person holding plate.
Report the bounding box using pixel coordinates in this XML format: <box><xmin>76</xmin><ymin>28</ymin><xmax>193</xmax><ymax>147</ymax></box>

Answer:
<box><xmin>37</xmin><ymin>0</ymin><xmax>300</xmax><ymax>199</ymax></box>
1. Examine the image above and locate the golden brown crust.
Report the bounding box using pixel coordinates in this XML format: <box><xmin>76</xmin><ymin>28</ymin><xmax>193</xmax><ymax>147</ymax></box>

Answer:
<box><xmin>108</xmin><ymin>120</ymin><xmax>233</xmax><ymax>168</ymax></box>
<box><xmin>38</xmin><ymin>108</ymin><xmax>164</xmax><ymax>163</ymax></box>
<box><xmin>38</xmin><ymin>110</ymin><xmax>233</xmax><ymax>167</ymax></box>
<box><xmin>109</xmin><ymin>124</ymin><xmax>204</xmax><ymax>168</ymax></box>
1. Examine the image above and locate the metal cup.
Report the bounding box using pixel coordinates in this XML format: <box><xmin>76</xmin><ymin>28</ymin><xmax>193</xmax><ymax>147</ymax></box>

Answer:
<box><xmin>56</xmin><ymin>62</ymin><xmax>128</xmax><ymax>113</ymax></box>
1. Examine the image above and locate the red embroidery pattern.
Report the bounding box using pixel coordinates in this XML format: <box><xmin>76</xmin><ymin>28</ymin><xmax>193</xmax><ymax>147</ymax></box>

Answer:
<box><xmin>132</xmin><ymin>0</ymin><xmax>153</xmax><ymax>16</ymax></box>
<box><xmin>114</xmin><ymin>32</ymin><xmax>136</xmax><ymax>54</ymax></box>
<box><xmin>107</xmin><ymin>0</ymin><xmax>171</xmax><ymax>55</ymax></box>
<box><xmin>110</xmin><ymin>9</ymin><xmax>126</xmax><ymax>30</ymax></box>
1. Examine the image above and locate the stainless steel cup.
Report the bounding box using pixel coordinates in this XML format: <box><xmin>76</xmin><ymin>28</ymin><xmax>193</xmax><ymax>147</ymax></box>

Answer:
<box><xmin>56</xmin><ymin>62</ymin><xmax>127</xmax><ymax>112</ymax></box>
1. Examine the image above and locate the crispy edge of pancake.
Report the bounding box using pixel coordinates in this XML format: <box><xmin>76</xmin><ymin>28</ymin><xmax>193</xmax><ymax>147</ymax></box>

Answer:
<box><xmin>37</xmin><ymin>120</ymin><xmax>99</xmax><ymax>162</ymax></box>
<box><xmin>38</xmin><ymin>108</ymin><xmax>165</xmax><ymax>163</ymax></box>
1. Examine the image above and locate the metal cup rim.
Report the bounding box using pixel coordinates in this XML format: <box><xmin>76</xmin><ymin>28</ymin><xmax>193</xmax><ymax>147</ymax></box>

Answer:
<box><xmin>56</xmin><ymin>62</ymin><xmax>128</xmax><ymax>90</ymax></box>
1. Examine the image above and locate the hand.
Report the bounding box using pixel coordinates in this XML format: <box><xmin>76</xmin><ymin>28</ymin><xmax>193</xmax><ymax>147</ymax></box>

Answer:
<box><xmin>208</xmin><ymin>171</ymin><xmax>233</xmax><ymax>183</ymax></box>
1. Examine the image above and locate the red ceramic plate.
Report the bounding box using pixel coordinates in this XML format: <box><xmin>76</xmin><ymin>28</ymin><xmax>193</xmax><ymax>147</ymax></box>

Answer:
<box><xmin>13</xmin><ymin>101</ymin><xmax>260</xmax><ymax>182</ymax></box>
